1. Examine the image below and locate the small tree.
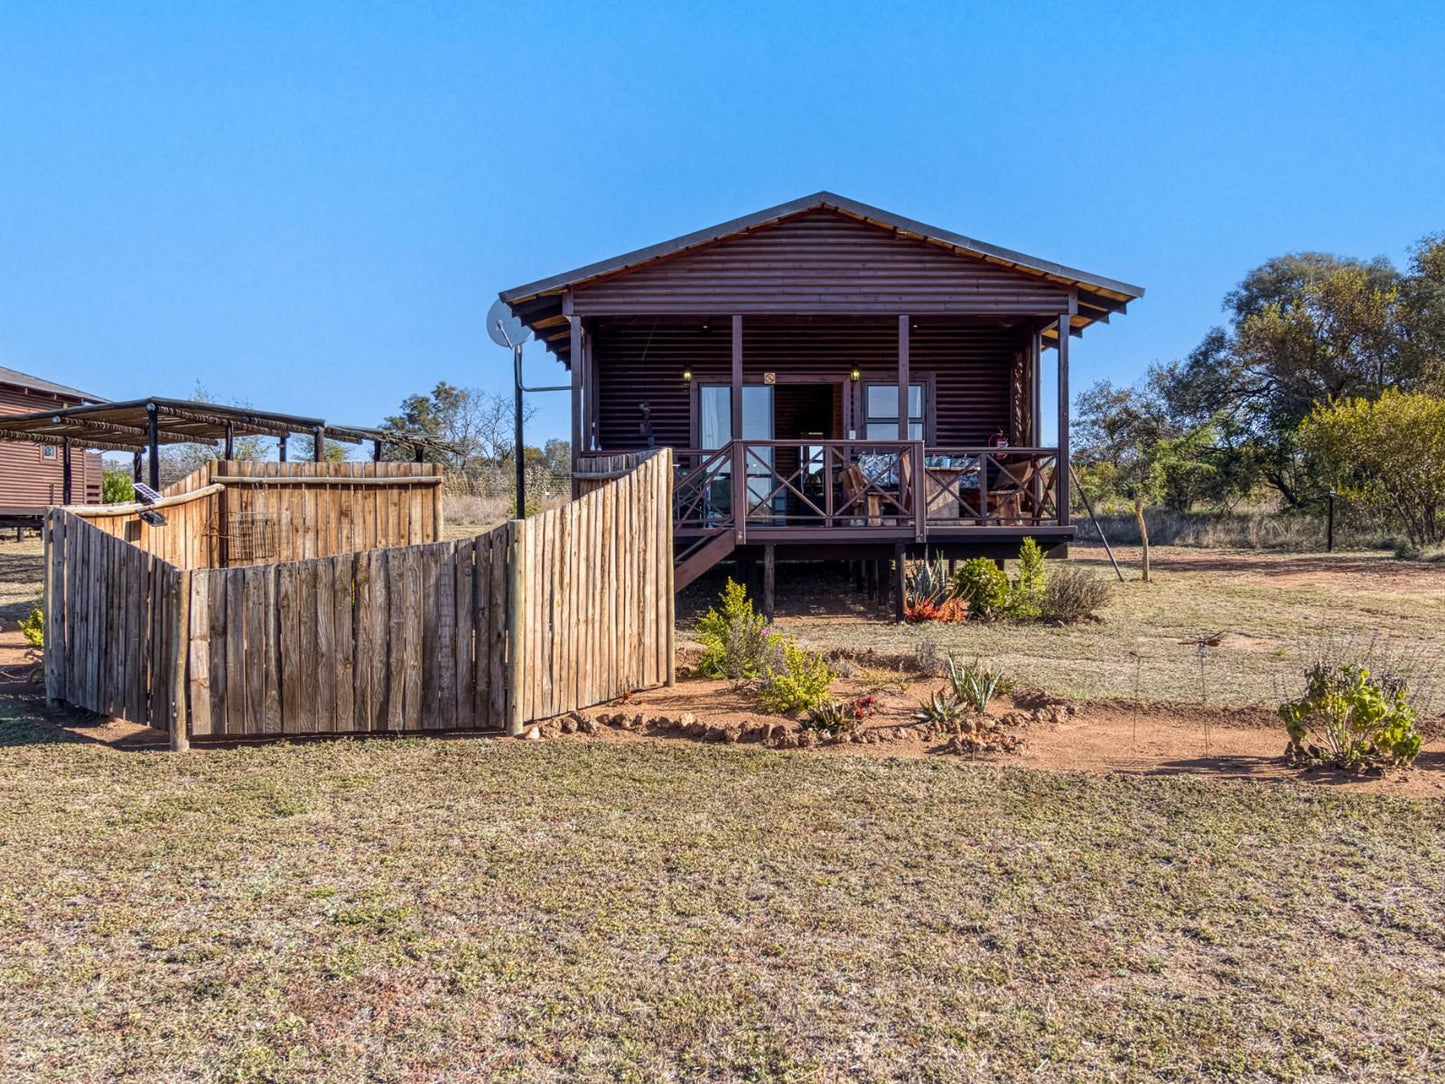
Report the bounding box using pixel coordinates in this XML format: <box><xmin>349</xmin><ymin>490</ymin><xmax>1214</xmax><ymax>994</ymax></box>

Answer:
<box><xmin>101</xmin><ymin>464</ymin><xmax>135</xmax><ymax>504</ymax></box>
<box><xmin>1299</xmin><ymin>389</ymin><xmax>1445</xmax><ymax>548</ymax></box>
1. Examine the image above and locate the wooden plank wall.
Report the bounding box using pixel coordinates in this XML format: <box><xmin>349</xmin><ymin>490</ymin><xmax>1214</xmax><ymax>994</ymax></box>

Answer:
<box><xmin>43</xmin><ymin>509</ymin><xmax>180</xmax><ymax>729</ymax></box>
<box><xmin>573</xmin><ymin>451</ymin><xmax>651</xmax><ymax>497</ymax></box>
<box><xmin>44</xmin><ymin>451</ymin><xmax>674</xmax><ymax>740</ymax></box>
<box><xmin>186</xmin><ymin>528</ymin><xmax>511</xmax><ymax>736</ymax></box>
<box><xmin>70</xmin><ymin>460</ymin><xmax>444</xmax><ymax>571</ymax></box>
<box><xmin>79</xmin><ymin>489</ymin><xmax>221</xmax><ymax>570</ymax></box>
<box><xmin>211</xmin><ymin>460</ymin><xmax>444</xmax><ymax>565</ymax></box>
<box><xmin>512</xmin><ymin>448</ymin><xmax>673</xmax><ymax>724</ymax></box>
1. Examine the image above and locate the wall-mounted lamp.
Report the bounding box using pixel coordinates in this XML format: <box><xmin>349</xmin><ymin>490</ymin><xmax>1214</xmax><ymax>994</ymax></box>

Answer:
<box><xmin>849</xmin><ymin>368</ymin><xmax>861</xmax><ymax>382</ymax></box>
<box><xmin>682</xmin><ymin>369</ymin><xmax>693</xmax><ymax>383</ymax></box>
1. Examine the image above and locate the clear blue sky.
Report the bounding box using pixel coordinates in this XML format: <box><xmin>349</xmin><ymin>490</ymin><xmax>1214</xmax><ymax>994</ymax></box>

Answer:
<box><xmin>2</xmin><ymin>2</ymin><xmax>1442</xmax><ymax>449</ymax></box>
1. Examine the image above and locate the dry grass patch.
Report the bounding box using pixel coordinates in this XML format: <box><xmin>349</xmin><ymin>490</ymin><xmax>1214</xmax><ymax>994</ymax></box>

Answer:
<box><xmin>3</xmin><ymin>696</ymin><xmax>1444</xmax><ymax>1081</ymax></box>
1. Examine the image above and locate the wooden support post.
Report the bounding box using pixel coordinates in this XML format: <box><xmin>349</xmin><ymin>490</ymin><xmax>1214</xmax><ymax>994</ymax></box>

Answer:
<box><xmin>312</xmin><ymin>426</ymin><xmax>325</xmax><ymax>463</ymax></box>
<box><xmin>570</xmin><ymin>316</ymin><xmax>583</xmax><ymax>486</ymax></box>
<box><xmin>894</xmin><ymin>544</ymin><xmax>906</xmax><ymax>623</ymax></box>
<box><xmin>898</xmin><ymin>315</ymin><xmax>911</xmax><ymax>441</ymax></box>
<box><xmin>372</xmin><ymin>439</ymin><xmax>383</xmax><ymax>462</ymax></box>
<box><xmin>414</xmin><ymin>444</ymin><xmax>424</xmax><ymax>464</ymax></box>
<box><xmin>730</xmin><ymin>315</ymin><xmax>744</xmax><ymax>444</ymax></box>
<box><xmin>1057</xmin><ymin>311</ymin><xmax>1071</xmax><ymax>526</ymax></box>
<box><xmin>171</xmin><ymin>569</ymin><xmax>192</xmax><ymax>751</ymax></box>
<box><xmin>763</xmin><ymin>544</ymin><xmax>775</xmax><ymax>623</ymax></box>
<box><xmin>132</xmin><ymin>449</ymin><xmax>142</xmax><ymax>482</ymax></box>
<box><xmin>224</xmin><ymin>421</ymin><xmax>234</xmax><ymax>460</ymax></box>
<box><xmin>146</xmin><ymin>404</ymin><xmax>160</xmax><ymax>491</ymax></box>
<box><xmin>278</xmin><ymin>434</ymin><xmax>288</xmax><ymax>462</ymax></box>
<box><xmin>61</xmin><ymin>438</ymin><xmax>72</xmax><ymax>505</ymax></box>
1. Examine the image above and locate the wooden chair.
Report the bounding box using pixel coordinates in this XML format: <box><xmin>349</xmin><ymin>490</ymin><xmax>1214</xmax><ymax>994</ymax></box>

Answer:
<box><xmin>986</xmin><ymin>455</ymin><xmax>1040</xmax><ymax>525</ymax></box>
<box><xmin>841</xmin><ymin>456</ymin><xmax>911</xmax><ymax>527</ymax></box>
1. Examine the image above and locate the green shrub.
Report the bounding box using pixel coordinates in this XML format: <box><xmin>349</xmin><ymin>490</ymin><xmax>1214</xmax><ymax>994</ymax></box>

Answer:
<box><xmin>952</xmin><ymin>558</ymin><xmax>1009</xmax><ymax>620</ymax></box>
<box><xmin>947</xmin><ymin>656</ymin><xmax>1007</xmax><ymax>713</ymax></box>
<box><xmin>1041</xmin><ymin>565</ymin><xmax>1112</xmax><ymax>623</ymax></box>
<box><xmin>757</xmin><ymin>635</ymin><xmax>836</xmax><ymax>714</ymax></box>
<box><xmin>1008</xmin><ymin>538</ymin><xmax>1047</xmax><ymax>618</ymax></box>
<box><xmin>19</xmin><ymin>596</ymin><xmax>43</xmax><ymax>649</ymax></box>
<box><xmin>695</xmin><ymin>578</ymin><xmax>772</xmax><ymax>680</ymax></box>
<box><xmin>1279</xmin><ymin>663</ymin><xmax>1423</xmax><ymax>770</ymax></box>
<box><xmin>101</xmin><ymin>465</ymin><xmax>134</xmax><ymax>505</ymax></box>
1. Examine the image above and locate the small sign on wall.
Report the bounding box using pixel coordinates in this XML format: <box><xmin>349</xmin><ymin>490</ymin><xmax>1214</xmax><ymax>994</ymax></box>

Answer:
<box><xmin>763</xmin><ymin>372</ymin><xmax>776</xmax><ymax>385</ymax></box>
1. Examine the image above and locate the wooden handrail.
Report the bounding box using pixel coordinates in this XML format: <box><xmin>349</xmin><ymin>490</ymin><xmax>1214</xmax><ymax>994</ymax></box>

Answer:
<box><xmin>65</xmin><ymin>484</ymin><xmax>225</xmax><ymax>517</ymax></box>
<box><xmin>211</xmin><ymin>474</ymin><xmax>442</xmax><ymax>485</ymax></box>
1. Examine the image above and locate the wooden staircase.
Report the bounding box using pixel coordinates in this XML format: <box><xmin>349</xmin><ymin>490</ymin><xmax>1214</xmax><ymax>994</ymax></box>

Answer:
<box><xmin>673</xmin><ymin>530</ymin><xmax>736</xmax><ymax>592</ymax></box>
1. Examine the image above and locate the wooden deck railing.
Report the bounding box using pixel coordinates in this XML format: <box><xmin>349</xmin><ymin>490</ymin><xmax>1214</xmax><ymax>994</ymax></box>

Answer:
<box><xmin>671</xmin><ymin>441</ymin><xmax>1064</xmax><ymax>542</ymax></box>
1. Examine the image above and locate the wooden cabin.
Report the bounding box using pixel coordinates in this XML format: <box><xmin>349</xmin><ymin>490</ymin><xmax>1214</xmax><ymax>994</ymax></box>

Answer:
<box><xmin>0</xmin><ymin>366</ymin><xmax>104</xmax><ymax>522</ymax></box>
<box><xmin>500</xmin><ymin>192</ymin><xmax>1143</xmax><ymax>597</ymax></box>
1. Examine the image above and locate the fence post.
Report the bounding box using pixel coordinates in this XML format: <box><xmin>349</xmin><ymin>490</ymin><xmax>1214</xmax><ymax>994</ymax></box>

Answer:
<box><xmin>432</xmin><ymin>463</ymin><xmax>445</xmax><ymax>542</ymax></box>
<box><xmin>43</xmin><ymin>509</ymin><xmax>59</xmax><ymax>705</ymax></box>
<box><xmin>171</xmin><ymin>568</ymin><xmax>192</xmax><ymax>752</ymax></box>
<box><xmin>506</xmin><ymin>518</ymin><xmax>526</xmax><ymax>736</ymax></box>
<box><xmin>663</xmin><ymin>448</ymin><xmax>676</xmax><ymax>687</ymax></box>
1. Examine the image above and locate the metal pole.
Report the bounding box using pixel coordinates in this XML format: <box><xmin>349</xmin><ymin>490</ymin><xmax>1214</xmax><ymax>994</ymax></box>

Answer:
<box><xmin>373</xmin><ymin>439</ymin><xmax>383</xmax><ymax>463</ymax></box>
<box><xmin>146</xmin><ymin>403</ymin><xmax>160</xmax><ymax>491</ymax></box>
<box><xmin>61</xmin><ymin>438</ymin><xmax>72</xmax><ymax>505</ymax></box>
<box><xmin>132</xmin><ymin>449</ymin><xmax>142</xmax><ymax>483</ymax></box>
<box><xmin>514</xmin><ymin>342</ymin><xmax>526</xmax><ymax>517</ymax></box>
<box><xmin>312</xmin><ymin>425</ymin><xmax>324</xmax><ymax>463</ymax></box>
<box><xmin>224</xmin><ymin>421</ymin><xmax>234</xmax><ymax>461</ymax></box>
<box><xmin>1327</xmin><ymin>491</ymin><xmax>1335</xmax><ymax>552</ymax></box>
<box><xmin>1070</xmin><ymin>464</ymin><xmax>1126</xmax><ymax>583</ymax></box>
<box><xmin>278</xmin><ymin>434</ymin><xmax>287</xmax><ymax>463</ymax></box>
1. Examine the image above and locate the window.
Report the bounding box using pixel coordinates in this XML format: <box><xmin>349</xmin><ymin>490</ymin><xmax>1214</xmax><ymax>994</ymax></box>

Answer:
<box><xmin>41</xmin><ymin>445</ymin><xmax>56</xmax><ymax>459</ymax></box>
<box><xmin>864</xmin><ymin>383</ymin><xmax>924</xmax><ymax>440</ymax></box>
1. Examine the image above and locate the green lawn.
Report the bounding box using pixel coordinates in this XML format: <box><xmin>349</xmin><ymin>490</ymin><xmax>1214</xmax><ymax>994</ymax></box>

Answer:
<box><xmin>3</xmin><ymin>697</ymin><xmax>1443</xmax><ymax>1082</ymax></box>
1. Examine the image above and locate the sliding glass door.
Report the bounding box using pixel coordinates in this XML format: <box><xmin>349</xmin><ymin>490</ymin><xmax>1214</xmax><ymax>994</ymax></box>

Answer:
<box><xmin>699</xmin><ymin>385</ymin><xmax>774</xmax><ymax>517</ymax></box>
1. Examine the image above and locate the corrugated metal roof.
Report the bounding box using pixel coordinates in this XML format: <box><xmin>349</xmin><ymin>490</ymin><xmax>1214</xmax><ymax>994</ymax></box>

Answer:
<box><xmin>0</xmin><ymin>365</ymin><xmax>105</xmax><ymax>404</ymax></box>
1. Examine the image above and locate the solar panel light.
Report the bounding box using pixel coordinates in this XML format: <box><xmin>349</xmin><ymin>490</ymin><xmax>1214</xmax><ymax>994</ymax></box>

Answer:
<box><xmin>133</xmin><ymin>482</ymin><xmax>162</xmax><ymax>505</ymax></box>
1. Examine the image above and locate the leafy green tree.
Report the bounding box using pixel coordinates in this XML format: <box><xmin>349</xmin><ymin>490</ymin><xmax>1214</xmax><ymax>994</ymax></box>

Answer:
<box><xmin>1299</xmin><ymin>388</ymin><xmax>1445</xmax><ymax>548</ymax></box>
<box><xmin>1074</xmin><ymin>380</ymin><xmax>1215</xmax><ymax>580</ymax></box>
<box><xmin>1159</xmin><ymin>246</ymin><xmax>1443</xmax><ymax>508</ymax></box>
<box><xmin>381</xmin><ymin>382</ymin><xmax>531</xmax><ymax>470</ymax></box>
<box><xmin>101</xmin><ymin>464</ymin><xmax>135</xmax><ymax>504</ymax></box>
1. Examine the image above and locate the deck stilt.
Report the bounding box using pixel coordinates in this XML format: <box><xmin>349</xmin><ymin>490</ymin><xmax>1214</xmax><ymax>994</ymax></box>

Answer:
<box><xmin>763</xmin><ymin>544</ymin><xmax>775</xmax><ymax>623</ymax></box>
<box><xmin>893</xmin><ymin>544</ymin><xmax>906</xmax><ymax>622</ymax></box>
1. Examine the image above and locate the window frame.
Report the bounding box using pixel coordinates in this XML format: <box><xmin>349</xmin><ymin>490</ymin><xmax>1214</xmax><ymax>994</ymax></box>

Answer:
<box><xmin>861</xmin><ymin>380</ymin><xmax>928</xmax><ymax>442</ymax></box>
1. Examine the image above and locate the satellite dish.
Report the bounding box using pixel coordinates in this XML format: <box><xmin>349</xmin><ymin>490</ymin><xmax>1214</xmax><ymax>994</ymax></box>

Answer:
<box><xmin>487</xmin><ymin>298</ymin><xmax>532</xmax><ymax>349</ymax></box>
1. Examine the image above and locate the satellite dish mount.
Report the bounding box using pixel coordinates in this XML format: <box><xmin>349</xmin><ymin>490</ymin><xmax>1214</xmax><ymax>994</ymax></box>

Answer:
<box><xmin>486</xmin><ymin>298</ymin><xmax>567</xmax><ymax>519</ymax></box>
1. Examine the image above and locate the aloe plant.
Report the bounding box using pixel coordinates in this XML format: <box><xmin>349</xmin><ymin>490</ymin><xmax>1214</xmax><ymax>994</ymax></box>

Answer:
<box><xmin>947</xmin><ymin>655</ymin><xmax>1005</xmax><ymax>714</ymax></box>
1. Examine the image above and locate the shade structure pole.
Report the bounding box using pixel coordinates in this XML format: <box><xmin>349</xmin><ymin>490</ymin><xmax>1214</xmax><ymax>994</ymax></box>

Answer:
<box><xmin>146</xmin><ymin>403</ymin><xmax>160</xmax><ymax>491</ymax></box>
<box><xmin>224</xmin><ymin>421</ymin><xmax>234</xmax><ymax>460</ymax></box>
<box><xmin>61</xmin><ymin>438</ymin><xmax>72</xmax><ymax>505</ymax></box>
<box><xmin>132</xmin><ymin>449</ymin><xmax>142</xmax><ymax>482</ymax></box>
<box><xmin>312</xmin><ymin>425</ymin><xmax>324</xmax><ymax>463</ymax></box>
<box><xmin>514</xmin><ymin>341</ymin><xmax>526</xmax><ymax>517</ymax></box>
<box><xmin>373</xmin><ymin>439</ymin><xmax>383</xmax><ymax>463</ymax></box>
<box><xmin>278</xmin><ymin>434</ymin><xmax>287</xmax><ymax>463</ymax></box>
